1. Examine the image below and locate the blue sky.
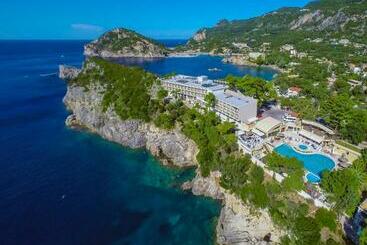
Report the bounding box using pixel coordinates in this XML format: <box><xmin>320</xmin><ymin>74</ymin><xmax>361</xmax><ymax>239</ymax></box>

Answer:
<box><xmin>0</xmin><ymin>0</ymin><xmax>311</xmax><ymax>40</ymax></box>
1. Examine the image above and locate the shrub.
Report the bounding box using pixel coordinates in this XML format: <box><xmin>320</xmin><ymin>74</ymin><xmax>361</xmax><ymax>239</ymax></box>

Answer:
<box><xmin>154</xmin><ymin>113</ymin><xmax>175</xmax><ymax>129</ymax></box>
<box><xmin>282</xmin><ymin>171</ymin><xmax>305</xmax><ymax>192</ymax></box>
<box><xmin>249</xmin><ymin>165</ymin><xmax>265</xmax><ymax>184</ymax></box>
<box><xmin>294</xmin><ymin>216</ymin><xmax>321</xmax><ymax>245</ymax></box>
<box><xmin>315</xmin><ymin>208</ymin><xmax>337</xmax><ymax>231</ymax></box>
<box><xmin>242</xmin><ymin>182</ymin><xmax>269</xmax><ymax>209</ymax></box>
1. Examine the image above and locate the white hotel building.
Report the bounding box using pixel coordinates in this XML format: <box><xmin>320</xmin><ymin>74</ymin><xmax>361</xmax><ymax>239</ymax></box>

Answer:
<box><xmin>161</xmin><ymin>75</ymin><xmax>257</xmax><ymax>124</ymax></box>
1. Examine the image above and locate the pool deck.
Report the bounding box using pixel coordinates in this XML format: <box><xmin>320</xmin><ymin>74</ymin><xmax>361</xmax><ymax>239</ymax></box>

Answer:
<box><xmin>271</xmin><ymin>131</ymin><xmax>338</xmax><ymax>166</ymax></box>
<box><xmin>275</xmin><ymin>143</ymin><xmax>336</xmax><ymax>177</ymax></box>
<box><xmin>237</xmin><ymin>128</ymin><xmax>341</xmax><ymax>209</ymax></box>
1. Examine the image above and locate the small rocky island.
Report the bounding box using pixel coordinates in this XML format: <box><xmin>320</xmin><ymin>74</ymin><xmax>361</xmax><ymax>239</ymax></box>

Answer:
<box><xmin>84</xmin><ymin>28</ymin><xmax>169</xmax><ymax>58</ymax></box>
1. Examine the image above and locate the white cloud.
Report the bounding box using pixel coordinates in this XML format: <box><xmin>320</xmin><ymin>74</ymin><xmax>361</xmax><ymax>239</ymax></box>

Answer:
<box><xmin>71</xmin><ymin>24</ymin><xmax>104</xmax><ymax>33</ymax></box>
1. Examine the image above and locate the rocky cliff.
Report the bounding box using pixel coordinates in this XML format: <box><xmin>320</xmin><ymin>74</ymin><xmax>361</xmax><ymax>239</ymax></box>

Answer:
<box><xmin>84</xmin><ymin>28</ymin><xmax>168</xmax><ymax>58</ymax></box>
<box><xmin>59</xmin><ymin>65</ymin><xmax>81</xmax><ymax>80</ymax></box>
<box><xmin>183</xmin><ymin>172</ymin><xmax>283</xmax><ymax>245</ymax></box>
<box><xmin>63</xmin><ymin>84</ymin><xmax>197</xmax><ymax>167</ymax></box>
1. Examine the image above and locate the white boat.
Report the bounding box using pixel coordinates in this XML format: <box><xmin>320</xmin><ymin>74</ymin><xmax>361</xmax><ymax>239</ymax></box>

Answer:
<box><xmin>208</xmin><ymin>68</ymin><xmax>222</xmax><ymax>72</ymax></box>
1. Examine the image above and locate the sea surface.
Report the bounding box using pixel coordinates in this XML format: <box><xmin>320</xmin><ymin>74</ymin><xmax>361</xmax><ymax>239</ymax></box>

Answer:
<box><xmin>0</xmin><ymin>40</ymin><xmax>276</xmax><ymax>245</ymax></box>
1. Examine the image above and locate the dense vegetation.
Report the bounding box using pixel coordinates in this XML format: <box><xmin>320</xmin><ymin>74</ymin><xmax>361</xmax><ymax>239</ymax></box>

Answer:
<box><xmin>321</xmin><ymin>151</ymin><xmax>367</xmax><ymax>215</ymax></box>
<box><xmin>265</xmin><ymin>152</ymin><xmax>305</xmax><ymax>192</ymax></box>
<box><xmin>185</xmin><ymin>0</ymin><xmax>367</xmax><ymax>67</ymax></box>
<box><xmin>85</xmin><ymin>28</ymin><xmax>168</xmax><ymax>56</ymax></box>
<box><xmin>225</xmin><ymin>75</ymin><xmax>277</xmax><ymax>106</ymax></box>
<box><xmin>70</xmin><ymin>58</ymin><xmax>159</xmax><ymax>121</ymax></box>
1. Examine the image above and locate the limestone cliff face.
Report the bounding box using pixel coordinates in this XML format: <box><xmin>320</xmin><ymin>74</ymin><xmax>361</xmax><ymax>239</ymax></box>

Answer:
<box><xmin>84</xmin><ymin>28</ymin><xmax>168</xmax><ymax>58</ymax></box>
<box><xmin>63</xmin><ymin>85</ymin><xmax>197</xmax><ymax>167</ymax></box>
<box><xmin>290</xmin><ymin>9</ymin><xmax>352</xmax><ymax>31</ymax></box>
<box><xmin>193</xmin><ymin>29</ymin><xmax>207</xmax><ymax>42</ymax></box>
<box><xmin>59</xmin><ymin>65</ymin><xmax>81</xmax><ymax>80</ymax></box>
<box><xmin>183</xmin><ymin>172</ymin><xmax>283</xmax><ymax>245</ymax></box>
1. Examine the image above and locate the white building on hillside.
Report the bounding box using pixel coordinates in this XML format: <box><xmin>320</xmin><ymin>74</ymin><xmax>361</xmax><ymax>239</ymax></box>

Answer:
<box><xmin>213</xmin><ymin>89</ymin><xmax>257</xmax><ymax>123</ymax></box>
<box><xmin>161</xmin><ymin>75</ymin><xmax>257</xmax><ymax>124</ymax></box>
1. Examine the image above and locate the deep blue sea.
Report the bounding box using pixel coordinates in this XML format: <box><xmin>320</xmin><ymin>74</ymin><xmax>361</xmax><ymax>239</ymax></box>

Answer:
<box><xmin>0</xmin><ymin>40</ymin><xmax>276</xmax><ymax>245</ymax></box>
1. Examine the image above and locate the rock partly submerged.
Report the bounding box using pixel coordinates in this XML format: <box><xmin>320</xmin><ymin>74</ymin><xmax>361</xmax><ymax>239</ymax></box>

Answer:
<box><xmin>61</xmin><ymin>65</ymin><xmax>283</xmax><ymax>244</ymax></box>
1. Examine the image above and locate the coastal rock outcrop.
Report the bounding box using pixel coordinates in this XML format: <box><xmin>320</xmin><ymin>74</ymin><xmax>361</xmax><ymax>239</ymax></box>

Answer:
<box><xmin>193</xmin><ymin>29</ymin><xmax>207</xmax><ymax>42</ymax></box>
<box><xmin>59</xmin><ymin>65</ymin><xmax>81</xmax><ymax>80</ymax></box>
<box><xmin>182</xmin><ymin>171</ymin><xmax>225</xmax><ymax>200</ymax></box>
<box><xmin>217</xmin><ymin>195</ymin><xmax>282</xmax><ymax>245</ymax></box>
<box><xmin>84</xmin><ymin>28</ymin><xmax>168</xmax><ymax>58</ymax></box>
<box><xmin>63</xmin><ymin>85</ymin><xmax>197</xmax><ymax>167</ymax></box>
<box><xmin>222</xmin><ymin>55</ymin><xmax>253</xmax><ymax>66</ymax></box>
<box><xmin>183</xmin><ymin>172</ymin><xmax>283</xmax><ymax>244</ymax></box>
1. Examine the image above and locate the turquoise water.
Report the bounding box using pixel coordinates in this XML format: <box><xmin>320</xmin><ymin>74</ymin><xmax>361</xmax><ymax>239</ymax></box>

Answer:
<box><xmin>306</xmin><ymin>173</ymin><xmax>321</xmax><ymax>183</ymax></box>
<box><xmin>299</xmin><ymin>144</ymin><xmax>308</xmax><ymax>151</ymax></box>
<box><xmin>0</xmin><ymin>40</ymin><xmax>276</xmax><ymax>244</ymax></box>
<box><xmin>274</xmin><ymin>144</ymin><xmax>335</xmax><ymax>183</ymax></box>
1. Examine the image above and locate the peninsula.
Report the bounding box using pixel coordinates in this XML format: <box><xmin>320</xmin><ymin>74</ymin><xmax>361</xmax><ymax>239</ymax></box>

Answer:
<box><xmin>84</xmin><ymin>28</ymin><xmax>169</xmax><ymax>58</ymax></box>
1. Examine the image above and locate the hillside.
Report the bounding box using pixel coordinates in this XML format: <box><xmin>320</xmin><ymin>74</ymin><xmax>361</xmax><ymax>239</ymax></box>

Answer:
<box><xmin>183</xmin><ymin>0</ymin><xmax>367</xmax><ymax>145</ymax></box>
<box><xmin>185</xmin><ymin>0</ymin><xmax>367</xmax><ymax>71</ymax></box>
<box><xmin>84</xmin><ymin>28</ymin><xmax>169</xmax><ymax>58</ymax></box>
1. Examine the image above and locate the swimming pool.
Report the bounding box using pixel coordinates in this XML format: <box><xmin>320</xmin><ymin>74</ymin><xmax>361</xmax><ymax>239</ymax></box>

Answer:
<box><xmin>274</xmin><ymin>144</ymin><xmax>335</xmax><ymax>183</ymax></box>
<box><xmin>299</xmin><ymin>144</ymin><xmax>308</xmax><ymax>151</ymax></box>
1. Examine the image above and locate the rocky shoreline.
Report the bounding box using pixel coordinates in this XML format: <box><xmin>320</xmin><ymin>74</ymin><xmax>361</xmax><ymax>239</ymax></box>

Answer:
<box><xmin>222</xmin><ymin>55</ymin><xmax>284</xmax><ymax>73</ymax></box>
<box><xmin>169</xmin><ymin>51</ymin><xmax>283</xmax><ymax>74</ymax></box>
<box><xmin>60</xmin><ymin>66</ymin><xmax>283</xmax><ymax>244</ymax></box>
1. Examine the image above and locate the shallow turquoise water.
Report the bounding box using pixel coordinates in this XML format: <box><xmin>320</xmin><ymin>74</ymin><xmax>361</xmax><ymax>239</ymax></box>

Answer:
<box><xmin>274</xmin><ymin>144</ymin><xmax>335</xmax><ymax>183</ymax></box>
<box><xmin>306</xmin><ymin>173</ymin><xmax>321</xmax><ymax>183</ymax></box>
<box><xmin>0</xmin><ymin>40</ymin><xmax>276</xmax><ymax>245</ymax></box>
<box><xmin>298</xmin><ymin>144</ymin><xmax>308</xmax><ymax>151</ymax></box>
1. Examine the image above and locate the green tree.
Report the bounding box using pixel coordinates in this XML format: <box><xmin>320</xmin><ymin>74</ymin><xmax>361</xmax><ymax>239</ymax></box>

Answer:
<box><xmin>224</xmin><ymin>75</ymin><xmax>277</xmax><ymax>105</ymax></box>
<box><xmin>220</xmin><ymin>155</ymin><xmax>252</xmax><ymax>191</ymax></box>
<box><xmin>154</xmin><ymin>113</ymin><xmax>175</xmax><ymax>129</ymax></box>
<box><xmin>282</xmin><ymin>172</ymin><xmax>305</xmax><ymax>192</ymax></box>
<box><xmin>360</xmin><ymin>227</ymin><xmax>367</xmax><ymax>245</ymax></box>
<box><xmin>249</xmin><ymin>165</ymin><xmax>265</xmax><ymax>184</ymax></box>
<box><xmin>321</xmin><ymin>168</ymin><xmax>362</xmax><ymax>215</ymax></box>
<box><xmin>315</xmin><ymin>208</ymin><xmax>337</xmax><ymax>231</ymax></box>
<box><xmin>241</xmin><ymin>182</ymin><xmax>269</xmax><ymax>208</ymax></box>
<box><xmin>280</xmin><ymin>97</ymin><xmax>318</xmax><ymax>120</ymax></box>
<box><xmin>265</xmin><ymin>152</ymin><xmax>303</xmax><ymax>175</ymax></box>
<box><xmin>293</xmin><ymin>216</ymin><xmax>321</xmax><ymax>245</ymax></box>
<box><xmin>157</xmin><ymin>88</ymin><xmax>168</xmax><ymax>100</ymax></box>
<box><xmin>204</xmin><ymin>92</ymin><xmax>216</xmax><ymax>108</ymax></box>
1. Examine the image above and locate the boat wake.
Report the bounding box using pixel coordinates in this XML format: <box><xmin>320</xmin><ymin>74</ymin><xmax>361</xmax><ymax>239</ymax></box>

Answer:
<box><xmin>40</xmin><ymin>72</ymin><xmax>57</xmax><ymax>77</ymax></box>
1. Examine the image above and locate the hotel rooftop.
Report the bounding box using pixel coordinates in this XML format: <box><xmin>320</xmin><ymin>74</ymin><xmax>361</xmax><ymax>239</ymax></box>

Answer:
<box><xmin>167</xmin><ymin>75</ymin><xmax>226</xmax><ymax>92</ymax></box>
<box><xmin>214</xmin><ymin>90</ymin><xmax>257</xmax><ymax>108</ymax></box>
<box><xmin>162</xmin><ymin>75</ymin><xmax>258</xmax><ymax>123</ymax></box>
